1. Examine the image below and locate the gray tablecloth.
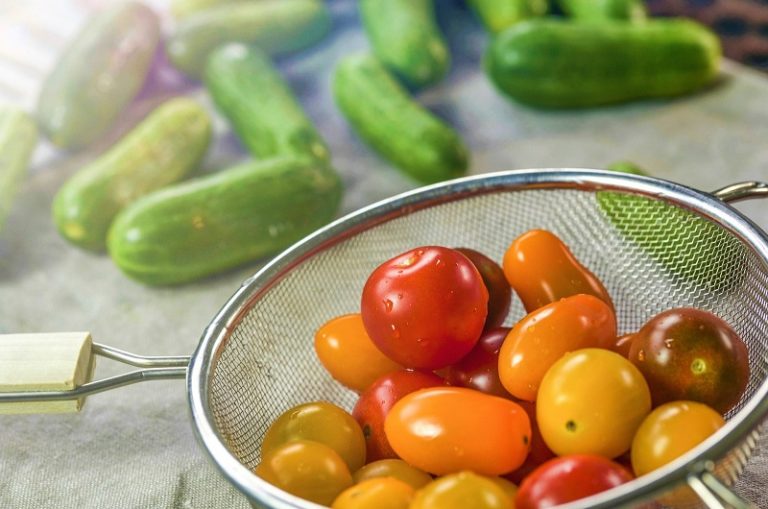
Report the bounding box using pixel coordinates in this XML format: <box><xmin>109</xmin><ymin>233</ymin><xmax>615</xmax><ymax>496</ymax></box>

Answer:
<box><xmin>2</xmin><ymin>1</ymin><xmax>768</xmax><ymax>508</ymax></box>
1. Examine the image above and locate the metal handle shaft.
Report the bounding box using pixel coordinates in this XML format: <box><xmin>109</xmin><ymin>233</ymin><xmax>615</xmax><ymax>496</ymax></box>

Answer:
<box><xmin>687</xmin><ymin>471</ymin><xmax>756</xmax><ymax>509</ymax></box>
<box><xmin>712</xmin><ymin>181</ymin><xmax>768</xmax><ymax>203</ymax></box>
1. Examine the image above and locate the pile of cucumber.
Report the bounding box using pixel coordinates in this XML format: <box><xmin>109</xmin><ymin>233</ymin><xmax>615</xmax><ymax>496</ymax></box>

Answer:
<box><xmin>0</xmin><ymin>0</ymin><xmax>723</xmax><ymax>286</ymax></box>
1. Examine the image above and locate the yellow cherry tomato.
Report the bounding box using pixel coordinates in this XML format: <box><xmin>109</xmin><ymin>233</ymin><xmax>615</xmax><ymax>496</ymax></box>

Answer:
<box><xmin>411</xmin><ymin>471</ymin><xmax>514</xmax><ymax>509</ymax></box>
<box><xmin>315</xmin><ymin>313</ymin><xmax>402</xmax><ymax>392</ymax></box>
<box><xmin>255</xmin><ymin>440</ymin><xmax>353</xmax><ymax>506</ymax></box>
<box><xmin>332</xmin><ymin>477</ymin><xmax>414</xmax><ymax>509</ymax></box>
<box><xmin>537</xmin><ymin>348</ymin><xmax>651</xmax><ymax>459</ymax></box>
<box><xmin>631</xmin><ymin>401</ymin><xmax>725</xmax><ymax>476</ymax></box>
<box><xmin>262</xmin><ymin>401</ymin><xmax>366</xmax><ymax>472</ymax></box>
<box><xmin>353</xmin><ymin>459</ymin><xmax>433</xmax><ymax>490</ymax></box>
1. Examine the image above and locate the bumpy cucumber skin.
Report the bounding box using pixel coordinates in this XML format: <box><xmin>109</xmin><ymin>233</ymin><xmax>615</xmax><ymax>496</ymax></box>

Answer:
<box><xmin>0</xmin><ymin>108</ymin><xmax>38</xmax><ymax>230</ymax></box>
<box><xmin>485</xmin><ymin>19</ymin><xmax>721</xmax><ymax>108</ymax></box>
<box><xmin>205</xmin><ymin>44</ymin><xmax>329</xmax><ymax>162</ymax></box>
<box><xmin>360</xmin><ymin>0</ymin><xmax>450</xmax><ymax>89</ymax></box>
<box><xmin>107</xmin><ymin>157</ymin><xmax>343</xmax><ymax>286</ymax></box>
<box><xmin>333</xmin><ymin>54</ymin><xmax>468</xmax><ymax>184</ymax></box>
<box><xmin>468</xmin><ymin>0</ymin><xmax>549</xmax><ymax>34</ymax></box>
<box><xmin>167</xmin><ymin>0</ymin><xmax>331</xmax><ymax>78</ymax></box>
<box><xmin>36</xmin><ymin>2</ymin><xmax>160</xmax><ymax>150</ymax></box>
<box><xmin>52</xmin><ymin>98</ymin><xmax>212</xmax><ymax>252</ymax></box>
<box><xmin>558</xmin><ymin>0</ymin><xmax>647</xmax><ymax>22</ymax></box>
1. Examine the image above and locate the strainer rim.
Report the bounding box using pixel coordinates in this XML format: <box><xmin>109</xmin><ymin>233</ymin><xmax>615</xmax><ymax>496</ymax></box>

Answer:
<box><xmin>188</xmin><ymin>168</ymin><xmax>768</xmax><ymax>509</ymax></box>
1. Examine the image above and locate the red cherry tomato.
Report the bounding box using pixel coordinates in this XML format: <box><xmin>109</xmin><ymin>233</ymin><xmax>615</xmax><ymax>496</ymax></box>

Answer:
<box><xmin>504</xmin><ymin>400</ymin><xmax>556</xmax><ymax>484</ymax></box>
<box><xmin>629</xmin><ymin>308</ymin><xmax>749</xmax><ymax>414</ymax></box>
<box><xmin>352</xmin><ymin>369</ymin><xmax>446</xmax><ymax>462</ymax></box>
<box><xmin>455</xmin><ymin>248</ymin><xmax>512</xmax><ymax>330</ymax></box>
<box><xmin>384</xmin><ymin>387</ymin><xmax>531</xmax><ymax>476</ymax></box>
<box><xmin>361</xmin><ymin>246</ymin><xmax>489</xmax><ymax>369</ymax></box>
<box><xmin>502</xmin><ymin>229</ymin><xmax>614</xmax><ymax>314</ymax></box>
<box><xmin>498</xmin><ymin>294</ymin><xmax>617</xmax><ymax>401</ymax></box>
<box><xmin>444</xmin><ymin>327</ymin><xmax>512</xmax><ymax>398</ymax></box>
<box><xmin>515</xmin><ymin>455</ymin><xmax>634</xmax><ymax>509</ymax></box>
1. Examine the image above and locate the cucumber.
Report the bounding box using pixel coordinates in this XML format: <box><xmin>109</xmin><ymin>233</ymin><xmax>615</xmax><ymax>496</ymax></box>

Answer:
<box><xmin>597</xmin><ymin>163</ymin><xmax>743</xmax><ymax>292</ymax></box>
<box><xmin>557</xmin><ymin>0</ymin><xmax>647</xmax><ymax>22</ymax></box>
<box><xmin>0</xmin><ymin>108</ymin><xmax>38</xmax><ymax>231</ymax></box>
<box><xmin>333</xmin><ymin>53</ymin><xmax>468</xmax><ymax>184</ymax></box>
<box><xmin>166</xmin><ymin>0</ymin><xmax>331</xmax><ymax>78</ymax></box>
<box><xmin>36</xmin><ymin>2</ymin><xmax>160</xmax><ymax>149</ymax></box>
<box><xmin>107</xmin><ymin>156</ymin><xmax>343</xmax><ymax>285</ymax></box>
<box><xmin>360</xmin><ymin>0</ymin><xmax>450</xmax><ymax>89</ymax></box>
<box><xmin>485</xmin><ymin>18</ymin><xmax>721</xmax><ymax>108</ymax></box>
<box><xmin>171</xmin><ymin>0</ymin><xmax>246</xmax><ymax>19</ymax></box>
<box><xmin>467</xmin><ymin>0</ymin><xmax>549</xmax><ymax>34</ymax></box>
<box><xmin>52</xmin><ymin>98</ymin><xmax>212</xmax><ymax>252</ymax></box>
<box><xmin>204</xmin><ymin>44</ymin><xmax>329</xmax><ymax>162</ymax></box>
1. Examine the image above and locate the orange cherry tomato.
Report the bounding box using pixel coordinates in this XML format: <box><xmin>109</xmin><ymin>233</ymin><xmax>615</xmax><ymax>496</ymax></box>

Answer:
<box><xmin>352</xmin><ymin>459</ymin><xmax>433</xmax><ymax>490</ymax></box>
<box><xmin>502</xmin><ymin>229</ymin><xmax>614</xmax><ymax>314</ymax></box>
<box><xmin>315</xmin><ymin>313</ymin><xmax>402</xmax><ymax>392</ymax></box>
<box><xmin>255</xmin><ymin>440</ymin><xmax>353</xmax><ymax>506</ymax></box>
<box><xmin>332</xmin><ymin>477</ymin><xmax>414</xmax><ymax>509</ymax></box>
<box><xmin>384</xmin><ymin>387</ymin><xmax>531</xmax><ymax>476</ymax></box>
<box><xmin>631</xmin><ymin>401</ymin><xmax>724</xmax><ymax>476</ymax></box>
<box><xmin>537</xmin><ymin>349</ymin><xmax>651</xmax><ymax>459</ymax></box>
<box><xmin>498</xmin><ymin>294</ymin><xmax>617</xmax><ymax>401</ymax></box>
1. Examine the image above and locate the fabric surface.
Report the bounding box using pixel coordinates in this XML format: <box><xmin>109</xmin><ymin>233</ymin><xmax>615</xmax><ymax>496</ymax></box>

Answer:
<box><xmin>2</xmin><ymin>1</ymin><xmax>768</xmax><ymax>508</ymax></box>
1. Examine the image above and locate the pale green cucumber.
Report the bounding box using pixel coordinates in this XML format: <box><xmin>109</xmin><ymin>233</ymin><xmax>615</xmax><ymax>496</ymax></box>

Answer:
<box><xmin>0</xmin><ymin>108</ymin><xmax>38</xmax><ymax>231</ymax></box>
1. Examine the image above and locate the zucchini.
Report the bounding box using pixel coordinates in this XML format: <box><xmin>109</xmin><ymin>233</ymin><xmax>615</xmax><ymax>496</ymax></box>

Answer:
<box><xmin>485</xmin><ymin>18</ymin><xmax>721</xmax><ymax>108</ymax></box>
<box><xmin>0</xmin><ymin>108</ymin><xmax>38</xmax><ymax>231</ymax></box>
<box><xmin>597</xmin><ymin>163</ymin><xmax>743</xmax><ymax>292</ymax></box>
<box><xmin>467</xmin><ymin>0</ymin><xmax>549</xmax><ymax>34</ymax></box>
<box><xmin>204</xmin><ymin>44</ymin><xmax>329</xmax><ymax>162</ymax></box>
<box><xmin>166</xmin><ymin>0</ymin><xmax>331</xmax><ymax>78</ymax></box>
<box><xmin>107</xmin><ymin>156</ymin><xmax>343</xmax><ymax>285</ymax></box>
<box><xmin>557</xmin><ymin>0</ymin><xmax>647</xmax><ymax>22</ymax></box>
<box><xmin>52</xmin><ymin>98</ymin><xmax>212</xmax><ymax>252</ymax></box>
<box><xmin>360</xmin><ymin>0</ymin><xmax>450</xmax><ymax>89</ymax></box>
<box><xmin>36</xmin><ymin>2</ymin><xmax>160</xmax><ymax>149</ymax></box>
<box><xmin>333</xmin><ymin>53</ymin><xmax>468</xmax><ymax>184</ymax></box>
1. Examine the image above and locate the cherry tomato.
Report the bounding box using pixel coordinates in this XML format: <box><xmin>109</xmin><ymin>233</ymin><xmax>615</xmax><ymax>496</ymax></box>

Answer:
<box><xmin>384</xmin><ymin>387</ymin><xmax>531</xmax><ymax>476</ymax></box>
<box><xmin>411</xmin><ymin>471</ymin><xmax>513</xmax><ymax>509</ymax></box>
<box><xmin>505</xmin><ymin>400</ymin><xmax>556</xmax><ymax>484</ymax></box>
<box><xmin>255</xmin><ymin>440</ymin><xmax>353</xmax><ymax>506</ymax></box>
<box><xmin>515</xmin><ymin>455</ymin><xmax>633</xmax><ymax>509</ymax></box>
<box><xmin>489</xmin><ymin>476</ymin><xmax>518</xmax><ymax>501</ymax></box>
<box><xmin>455</xmin><ymin>247</ymin><xmax>512</xmax><ymax>330</ymax></box>
<box><xmin>353</xmin><ymin>370</ymin><xmax>446</xmax><ymax>462</ymax></box>
<box><xmin>537</xmin><ymin>348</ymin><xmax>651</xmax><ymax>458</ymax></box>
<box><xmin>614</xmin><ymin>333</ymin><xmax>635</xmax><ymax>358</ymax></box>
<box><xmin>502</xmin><ymin>229</ymin><xmax>614</xmax><ymax>314</ymax></box>
<box><xmin>629</xmin><ymin>308</ymin><xmax>749</xmax><ymax>414</ymax></box>
<box><xmin>361</xmin><ymin>246</ymin><xmax>488</xmax><ymax>369</ymax></box>
<box><xmin>315</xmin><ymin>313</ymin><xmax>402</xmax><ymax>392</ymax></box>
<box><xmin>498</xmin><ymin>294</ymin><xmax>617</xmax><ymax>401</ymax></box>
<box><xmin>262</xmin><ymin>401</ymin><xmax>366</xmax><ymax>472</ymax></box>
<box><xmin>631</xmin><ymin>401</ymin><xmax>725</xmax><ymax>477</ymax></box>
<box><xmin>352</xmin><ymin>459</ymin><xmax>433</xmax><ymax>490</ymax></box>
<box><xmin>444</xmin><ymin>327</ymin><xmax>512</xmax><ymax>398</ymax></box>
<box><xmin>332</xmin><ymin>477</ymin><xmax>414</xmax><ymax>509</ymax></box>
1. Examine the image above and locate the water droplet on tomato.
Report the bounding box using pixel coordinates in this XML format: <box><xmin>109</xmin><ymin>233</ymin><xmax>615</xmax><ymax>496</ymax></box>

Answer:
<box><xmin>397</xmin><ymin>293</ymin><xmax>403</xmax><ymax>300</ymax></box>
<box><xmin>384</xmin><ymin>299</ymin><xmax>393</xmax><ymax>312</ymax></box>
<box><xmin>637</xmin><ymin>349</ymin><xmax>646</xmax><ymax>362</ymax></box>
<box><xmin>664</xmin><ymin>338</ymin><xmax>674</xmax><ymax>348</ymax></box>
<box><xmin>390</xmin><ymin>324</ymin><xmax>400</xmax><ymax>339</ymax></box>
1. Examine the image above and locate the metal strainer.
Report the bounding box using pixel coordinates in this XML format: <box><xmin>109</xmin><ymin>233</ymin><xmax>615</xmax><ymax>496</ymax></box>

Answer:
<box><xmin>3</xmin><ymin>169</ymin><xmax>768</xmax><ymax>509</ymax></box>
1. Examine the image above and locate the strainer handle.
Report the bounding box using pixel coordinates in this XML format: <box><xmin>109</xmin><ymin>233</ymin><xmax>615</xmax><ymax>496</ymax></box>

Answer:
<box><xmin>0</xmin><ymin>332</ymin><xmax>189</xmax><ymax>414</ymax></box>
<box><xmin>687</xmin><ymin>471</ymin><xmax>756</xmax><ymax>509</ymax></box>
<box><xmin>712</xmin><ymin>181</ymin><xmax>768</xmax><ymax>203</ymax></box>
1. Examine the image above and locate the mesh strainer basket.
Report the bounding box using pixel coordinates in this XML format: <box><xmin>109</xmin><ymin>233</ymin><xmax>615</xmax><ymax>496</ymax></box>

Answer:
<box><xmin>3</xmin><ymin>169</ymin><xmax>768</xmax><ymax>508</ymax></box>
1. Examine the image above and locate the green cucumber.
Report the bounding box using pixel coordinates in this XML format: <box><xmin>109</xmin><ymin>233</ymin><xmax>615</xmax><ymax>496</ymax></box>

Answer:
<box><xmin>107</xmin><ymin>156</ymin><xmax>343</xmax><ymax>285</ymax></box>
<box><xmin>53</xmin><ymin>98</ymin><xmax>212</xmax><ymax>252</ymax></box>
<box><xmin>485</xmin><ymin>18</ymin><xmax>721</xmax><ymax>108</ymax></box>
<box><xmin>0</xmin><ymin>108</ymin><xmax>38</xmax><ymax>231</ymax></box>
<box><xmin>557</xmin><ymin>0</ymin><xmax>647</xmax><ymax>22</ymax></box>
<box><xmin>467</xmin><ymin>0</ymin><xmax>549</xmax><ymax>34</ymax></box>
<box><xmin>333</xmin><ymin>53</ymin><xmax>468</xmax><ymax>184</ymax></box>
<box><xmin>360</xmin><ymin>0</ymin><xmax>450</xmax><ymax>89</ymax></box>
<box><xmin>597</xmin><ymin>163</ymin><xmax>743</xmax><ymax>292</ymax></box>
<box><xmin>171</xmin><ymin>0</ymin><xmax>246</xmax><ymax>19</ymax></box>
<box><xmin>166</xmin><ymin>0</ymin><xmax>330</xmax><ymax>78</ymax></box>
<box><xmin>204</xmin><ymin>44</ymin><xmax>329</xmax><ymax>162</ymax></box>
<box><xmin>36</xmin><ymin>2</ymin><xmax>160</xmax><ymax>149</ymax></box>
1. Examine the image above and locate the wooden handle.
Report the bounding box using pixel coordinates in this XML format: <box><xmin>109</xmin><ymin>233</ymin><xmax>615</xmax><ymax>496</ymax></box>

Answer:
<box><xmin>0</xmin><ymin>332</ymin><xmax>95</xmax><ymax>414</ymax></box>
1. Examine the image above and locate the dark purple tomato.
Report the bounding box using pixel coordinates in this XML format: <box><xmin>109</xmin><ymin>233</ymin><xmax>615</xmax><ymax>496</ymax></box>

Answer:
<box><xmin>455</xmin><ymin>248</ymin><xmax>513</xmax><ymax>330</ymax></box>
<box><xmin>445</xmin><ymin>327</ymin><xmax>512</xmax><ymax>398</ymax></box>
